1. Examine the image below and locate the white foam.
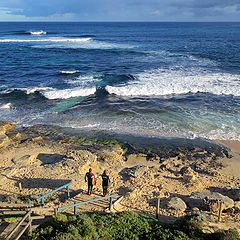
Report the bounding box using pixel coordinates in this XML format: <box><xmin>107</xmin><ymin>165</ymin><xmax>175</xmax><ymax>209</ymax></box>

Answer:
<box><xmin>60</xmin><ymin>70</ymin><xmax>79</xmax><ymax>75</ymax></box>
<box><xmin>0</xmin><ymin>36</ymin><xmax>133</xmax><ymax>50</ymax></box>
<box><xmin>0</xmin><ymin>87</ymin><xmax>53</xmax><ymax>95</ymax></box>
<box><xmin>65</xmin><ymin>75</ymin><xmax>100</xmax><ymax>86</ymax></box>
<box><xmin>106</xmin><ymin>68</ymin><xmax>240</xmax><ymax>97</ymax></box>
<box><xmin>24</xmin><ymin>87</ymin><xmax>53</xmax><ymax>94</ymax></box>
<box><xmin>29</xmin><ymin>30</ymin><xmax>47</xmax><ymax>35</ymax></box>
<box><xmin>0</xmin><ymin>103</ymin><xmax>12</xmax><ymax>109</ymax></box>
<box><xmin>42</xmin><ymin>87</ymin><xmax>96</xmax><ymax>99</ymax></box>
<box><xmin>2</xmin><ymin>86</ymin><xmax>96</xmax><ymax>99</ymax></box>
<box><xmin>0</xmin><ymin>37</ymin><xmax>92</xmax><ymax>43</ymax></box>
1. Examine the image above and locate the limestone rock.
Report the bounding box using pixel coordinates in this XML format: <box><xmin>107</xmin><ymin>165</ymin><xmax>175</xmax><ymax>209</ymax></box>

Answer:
<box><xmin>0</xmin><ymin>135</ymin><xmax>11</xmax><ymax>149</ymax></box>
<box><xmin>195</xmin><ymin>211</ymin><xmax>216</xmax><ymax>222</ymax></box>
<box><xmin>32</xmin><ymin>136</ymin><xmax>45</xmax><ymax>143</ymax></box>
<box><xmin>187</xmin><ymin>191</ymin><xmax>234</xmax><ymax>211</ymax></box>
<box><xmin>0</xmin><ymin>123</ymin><xmax>15</xmax><ymax>135</ymax></box>
<box><xmin>234</xmin><ymin>201</ymin><xmax>240</xmax><ymax>210</ymax></box>
<box><xmin>65</xmin><ymin>150</ymin><xmax>97</xmax><ymax>173</ymax></box>
<box><xmin>12</xmin><ymin>155</ymin><xmax>37</xmax><ymax>166</ymax></box>
<box><xmin>167</xmin><ymin>197</ymin><xmax>187</xmax><ymax>212</ymax></box>
<box><xmin>224</xmin><ymin>187</ymin><xmax>240</xmax><ymax>201</ymax></box>
<box><xmin>181</xmin><ymin>166</ymin><xmax>198</xmax><ymax>182</ymax></box>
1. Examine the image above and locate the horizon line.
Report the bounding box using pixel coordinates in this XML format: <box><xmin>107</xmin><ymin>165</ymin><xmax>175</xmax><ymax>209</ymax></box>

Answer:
<box><xmin>0</xmin><ymin>20</ymin><xmax>240</xmax><ymax>23</ymax></box>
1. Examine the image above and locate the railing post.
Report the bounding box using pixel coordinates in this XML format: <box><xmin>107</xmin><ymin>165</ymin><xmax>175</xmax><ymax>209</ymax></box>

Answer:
<box><xmin>109</xmin><ymin>197</ymin><xmax>113</xmax><ymax>211</ymax></box>
<box><xmin>54</xmin><ymin>208</ymin><xmax>58</xmax><ymax>217</ymax></box>
<box><xmin>67</xmin><ymin>185</ymin><xmax>70</xmax><ymax>198</ymax></box>
<box><xmin>156</xmin><ymin>198</ymin><xmax>160</xmax><ymax>219</ymax></box>
<box><xmin>28</xmin><ymin>210</ymin><xmax>32</xmax><ymax>236</ymax></box>
<box><xmin>41</xmin><ymin>194</ymin><xmax>45</xmax><ymax>207</ymax></box>
<box><xmin>218</xmin><ymin>201</ymin><xmax>223</xmax><ymax>222</ymax></box>
<box><xmin>74</xmin><ymin>206</ymin><xmax>78</xmax><ymax>215</ymax></box>
<box><xmin>18</xmin><ymin>182</ymin><xmax>22</xmax><ymax>192</ymax></box>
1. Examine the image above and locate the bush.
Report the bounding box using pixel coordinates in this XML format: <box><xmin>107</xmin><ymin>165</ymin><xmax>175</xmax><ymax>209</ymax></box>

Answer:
<box><xmin>207</xmin><ymin>229</ymin><xmax>240</xmax><ymax>240</ymax></box>
<box><xmin>31</xmin><ymin>212</ymin><xmax>240</xmax><ymax>240</ymax></box>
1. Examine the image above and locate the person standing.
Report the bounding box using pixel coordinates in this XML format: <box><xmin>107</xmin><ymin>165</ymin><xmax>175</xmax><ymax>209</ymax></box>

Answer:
<box><xmin>101</xmin><ymin>170</ymin><xmax>110</xmax><ymax>197</ymax></box>
<box><xmin>85</xmin><ymin>168</ymin><xmax>96</xmax><ymax>195</ymax></box>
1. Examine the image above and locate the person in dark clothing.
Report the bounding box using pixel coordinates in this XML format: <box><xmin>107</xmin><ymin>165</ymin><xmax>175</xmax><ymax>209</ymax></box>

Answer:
<box><xmin>101</xmin><ymin>170</ymin><xmax>110</xmax><ymax>196</ymax></box>
<box><xmin>85</xmin><ymin>168</ymin><xmax>96</xmax><ymax>195</ymax></box>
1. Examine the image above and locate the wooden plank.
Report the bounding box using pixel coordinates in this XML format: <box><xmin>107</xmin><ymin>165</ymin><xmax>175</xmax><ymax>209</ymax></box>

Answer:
<box><xmin>0</xmin><ymin>222</ymin><xmax>17</xmax><ymax>238</ymax></box>
<box><xmin>0</xmin><ymin>203</ymin><xmax>31</xmax><ymax>209</ymax></box>
<box><xmin>58</xmin><ymin>194</ymin><xmax>119</xmax><ymax>211</ymax></box>
<box><xmin>31</xmin><ymin>215</ymin><xmax>45</xmax><ymax>220</ymax></box>
<box><xmin>2</xmin><ymin>210</ymin><xmax>27</xmax><ymax>215</ymax></box>
<box><xmin>14</xmin><ymin>221</ymin><xmax>31</xmax><ymax>240</ymax></box>
<box><xmin>6</xmin><ymin>211</ymin><xmax>31</xmax><ymax>240</ymax></box>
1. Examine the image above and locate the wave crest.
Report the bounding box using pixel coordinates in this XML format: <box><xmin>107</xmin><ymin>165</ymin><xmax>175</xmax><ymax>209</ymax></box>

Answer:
<box><xmin>29</xmin><ymin>30</ymin><xmax>47</xmax><ymax>35</ymax></box>
<box><xmin>0</xmin><ymin>37</ymin><xmax>92</xmax><ymax>43</ymax></box>
<box><xmin>60</xmin><ymin>70</ymin><xmax>79</xmax><ymax>75</ymax></box>
<box><xmin>106</xmin><ymin>69</ymin><xmax>240</xmax><ymax>97</ymax></box>
<box><xmin>42</xmin><ymin>87</ymin><xmax>96</xmax><ymax>99</ymax></box>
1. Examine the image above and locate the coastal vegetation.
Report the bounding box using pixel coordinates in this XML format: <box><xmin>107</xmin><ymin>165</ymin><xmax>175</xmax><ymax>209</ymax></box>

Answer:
<box><xmin>31</xmin><ymin>212</ymin><xmax>240</xmax><ymax>240</ymax></box>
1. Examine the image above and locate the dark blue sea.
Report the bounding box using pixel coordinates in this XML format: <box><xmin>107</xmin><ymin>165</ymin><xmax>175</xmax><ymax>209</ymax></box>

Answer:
<box><xmin>0</xmin><ymin>22</ymin><xmax>239</xmax><ymax>140</ymax></box>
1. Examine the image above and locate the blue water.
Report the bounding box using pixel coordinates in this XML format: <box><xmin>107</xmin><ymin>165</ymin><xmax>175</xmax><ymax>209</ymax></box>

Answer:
<box><xmin>0</xmin><ymin>22</ymin><xmax>240</xmax><ymax>140</ymax></box>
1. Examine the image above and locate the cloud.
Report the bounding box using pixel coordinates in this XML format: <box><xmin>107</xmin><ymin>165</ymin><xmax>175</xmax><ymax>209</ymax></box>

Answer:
<box><xmin>171</xmin><ymin>0</ymin><xmax>240</xmax><ymax>9</ymax></box>
<box><xmin>0</xmin><ymin>0</ymin><xmax>240</xmax><ymax>21</ymax></box>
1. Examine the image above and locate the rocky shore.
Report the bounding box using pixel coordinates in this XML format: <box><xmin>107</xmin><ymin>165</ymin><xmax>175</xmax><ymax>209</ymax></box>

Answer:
<box><xmin>0</xmin><ymin>121</ymin><xmax>239</xmax><ymax>233</ymax></box>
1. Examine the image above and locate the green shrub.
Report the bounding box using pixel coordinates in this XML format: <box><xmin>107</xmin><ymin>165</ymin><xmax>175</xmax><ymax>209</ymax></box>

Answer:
<box><xmin>31</xmin><ymin>212</ymin><xmax>240</xmax><ymax>240</ymax></box>
<box><xmin>207</xmin><ymin>229</ymin><xmax>240</xmax><ymax>240</ymax></box>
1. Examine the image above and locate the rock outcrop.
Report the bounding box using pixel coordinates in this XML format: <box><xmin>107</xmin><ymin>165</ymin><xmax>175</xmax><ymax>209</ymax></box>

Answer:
<box><xmin>167</xmin><ymin>197</ymin><xmax>187</xmax><ymax>212</ymax></box>
<box><xmin>187</xmin><ymin>191</ymin><xmax>234</xmax><ymax>211</ymax></box>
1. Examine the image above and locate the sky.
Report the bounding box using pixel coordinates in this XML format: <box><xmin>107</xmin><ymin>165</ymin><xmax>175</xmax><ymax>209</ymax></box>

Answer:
<box><xmin>0</xmin><ymin>0</ymin><xmax>240</xmax><ymax>22</ymax></box>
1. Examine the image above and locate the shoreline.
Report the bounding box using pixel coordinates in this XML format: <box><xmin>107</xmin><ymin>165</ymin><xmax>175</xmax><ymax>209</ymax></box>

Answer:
<box><xmin>0</xmin><ymin>121</ymin><xmax>240</xmax><ymax>233</ymax></box>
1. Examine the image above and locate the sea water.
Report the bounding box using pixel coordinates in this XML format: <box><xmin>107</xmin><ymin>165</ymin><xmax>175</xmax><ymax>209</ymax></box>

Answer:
<box><xmin>0</xmin><ymin>22</ymin><xmax>239</xmax><ymax>140</ymax></box>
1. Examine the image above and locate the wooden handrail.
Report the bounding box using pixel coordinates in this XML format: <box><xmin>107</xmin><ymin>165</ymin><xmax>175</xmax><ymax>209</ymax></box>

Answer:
<box><xmin>57</xmin><ymin>194</ymin><xmax>119</xmax><ymax>212</ymax></box>
<box><xmin>6</xmin><ymin>210</ymin><xmax>31</xmax><ymax>240</ymax></box>
<box><xmin>36</xmin><ymin>182</ymin><xmax>72</xmax><ymax>206</ymax></box>
<box><xmin>15</xmin><ymin>221</ymin><xmax>31</xmax><ymax>240</ymax></box>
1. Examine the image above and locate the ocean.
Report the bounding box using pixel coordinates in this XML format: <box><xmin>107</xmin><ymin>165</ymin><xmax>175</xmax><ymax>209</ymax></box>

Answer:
<box><xmin>0</xmin><ymin>22</ymin><xmax>239</xmax><ymax>140</ymax></box>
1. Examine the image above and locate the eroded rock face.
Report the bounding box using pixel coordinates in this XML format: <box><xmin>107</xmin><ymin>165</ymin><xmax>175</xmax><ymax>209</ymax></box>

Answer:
<box><xmin>0</xmin><ymin>122</ymin><xmax>24</xmax><ymax>149</ymax></box>
<box><xmin>234</xmin><ymin>201</ymin><xmax>240</xmax><ymax>210</ymax></box>
<box><xmin>194</xmin><ymin>211</ymin><xmax>216</xmax><ymax>223</ymax></box>
<box><xmin>0</xmin><ymin>123</ymin><xmax>15</xmax><ymax>135</ymax></box>
<box><xmin>181</xmin><ymin>166</ymin><xmax>198</xmax><ymax>182</ymax></box>
<box><xmin>223</xmin><ymin>187</ymin><xmax>240</xmax><ymax>201</ymax></box>
<box><xmin>167</xmin><ymin>197</ymin><xmax>187</xmax><ymax>212</ymax></box>
<box><xmin>64</xmin><ymin>150</ymin><xmax>97</xmax><ymax>173</ymax></box>
<box><xmin>187</xmin><ymin>191</ymin><xmax>234</xmax><ymax>211</ymax></box>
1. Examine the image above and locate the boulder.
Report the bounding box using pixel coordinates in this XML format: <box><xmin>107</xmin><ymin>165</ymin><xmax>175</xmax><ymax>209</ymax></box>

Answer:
<box><xmin>0</xmin><ymin>135</ymin><xmax>11</xmax><ymax>149</ymax></box>
<box><xmin>0</xmin><ymin>123</ymin><xmax>15</xmax><ymax>135</ymax></box>
<box><xmin>195</xmin><ymin>211</ymin><xmax>216</xmax><ymax>222</ymax></box>
<box><xmin>65</xmin><ymin>150</ymin><xmax>97</xmax><ymax>173</ymax></box>
<box><xmin>234</xmin><ymin>201</ymin><xmax>240</xmax><ymax>210</ymax></box>
<box><xmin>181</xmin><ymin>166</ymin><xmax>198</xmax><ymax>182</ymax></box>
<box><xmin>187</xmin><ymin>191</ymin><xmax>234</xmax><ymax>211</ymax></box>
<box><xmin>223</xmin><ymin>187</ymin><xmax>240</xmax><ymax>201</ymax></box>
<box><xmin>167</xmin><ymin>197</ymin><xmax>187</xmax><ymax>212</ymax></box>
<box><xmin>11</xmin><ymin>155</ymin><xmax>37</xmax><ymax>166</ymax></box>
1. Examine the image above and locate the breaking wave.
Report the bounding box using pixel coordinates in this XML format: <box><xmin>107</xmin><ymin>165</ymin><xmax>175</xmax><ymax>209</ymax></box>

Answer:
<box><xmin>106</xmin><ymin>68</ymin><xmax>240</xmax><ymax>97</ymax></box>
<box><xmin>0</xmin><ymin>37</ymin><xmax>92</xmax><ymax>43</ymax></box>
<box><xmin>0</xmin><ymin>86</ymin><xmax>96</xmax><ymax>100</ymax></box>
<box><xmin>29</xmin><ymin>30</ymin><xmax>47</xmax><ymax>35</ymax></box>
<box><xmin>0</xmin><ymin>103</ymin><xmax>12</xmax><ymax>109</ymax></box>
<box><xmin>60</xmin><ymin>70</ymin><xmax>80</xmax><ymax>75</ymax></box>
<box><xmin>41</xmin><ymin>87</ymin><xmax>96</xmax><ymax>99</ymax></box>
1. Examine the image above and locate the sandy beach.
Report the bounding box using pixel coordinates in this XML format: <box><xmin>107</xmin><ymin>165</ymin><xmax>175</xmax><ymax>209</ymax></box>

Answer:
<box><xmin>0</xmin><ymin>122</ymin><xmax>239</xmax><ymax>233</ymax></box>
